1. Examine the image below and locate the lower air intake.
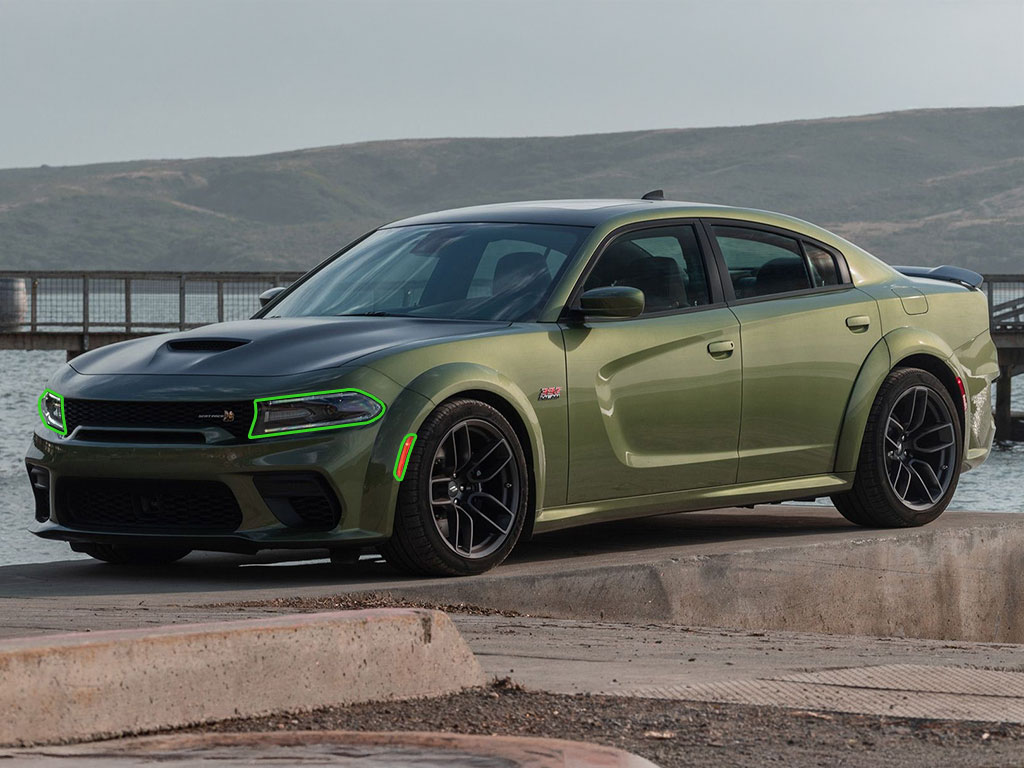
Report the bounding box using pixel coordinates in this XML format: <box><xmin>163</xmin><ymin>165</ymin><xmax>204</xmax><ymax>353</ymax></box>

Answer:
<box><xmin>58</xmin><ymin>478</ymin><xmax>243</xmax><ymax>533</ymax></box>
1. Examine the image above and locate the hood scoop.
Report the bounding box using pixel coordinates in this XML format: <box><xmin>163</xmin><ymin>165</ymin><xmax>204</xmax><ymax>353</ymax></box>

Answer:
<box><xmin>166</xmin><ymin>338</ymin><xmax>251</xmax><ymax>352</ymax></box>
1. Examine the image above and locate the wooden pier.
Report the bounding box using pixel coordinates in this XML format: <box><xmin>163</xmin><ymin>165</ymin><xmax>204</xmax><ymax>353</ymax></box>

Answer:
<box><xmin>0</xmin><ymin>269</ymin><xmax>1022</xmax><ymax>439</ymax></box>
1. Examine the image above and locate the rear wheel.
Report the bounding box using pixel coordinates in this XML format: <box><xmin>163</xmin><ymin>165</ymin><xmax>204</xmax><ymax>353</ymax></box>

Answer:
<box><xmin>382</xmin><ymin>398</ymin><xmax>529</xmax><ymax>576</ymax></box>
<box><xmin>832</xmin><ymin>367</ymin><xmax>962</xmax><ymax>527</ymax></box>
<box><xmin>75</xmin><ymin>542</ymin><xmax>192</xmax><ymax>565</ymax></box>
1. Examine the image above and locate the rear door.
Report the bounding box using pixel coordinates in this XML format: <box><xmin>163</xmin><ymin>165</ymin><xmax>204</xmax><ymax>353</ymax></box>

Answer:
<box><xmin>704</xmin><ymin>221</ymin><xmax>881</xmax><ymax>483</ymax></box>
<box><xmin>561</xmin><ymin>222</ymin><xmax>742</xmax><ymax>502</ymax></box>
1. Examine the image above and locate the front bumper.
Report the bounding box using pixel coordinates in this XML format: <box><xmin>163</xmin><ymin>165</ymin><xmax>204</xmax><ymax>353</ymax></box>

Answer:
<box><xmin>26</xmin><ymin>424</ymin><xmax>388</xmax><ymax>551</ymax></box>
<box><xmin>25</xmin><ymin>363</ymin><xmax>439</xmax><ymax>553</ymax></box>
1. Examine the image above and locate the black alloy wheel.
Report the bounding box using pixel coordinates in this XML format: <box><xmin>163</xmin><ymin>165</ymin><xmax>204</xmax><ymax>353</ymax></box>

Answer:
<box><xmin>833</xmin><ymin>367</ymin><xmax>962</xmax><ymax>528</ymax></box>
<box><xmin>382</xmin><ymin>398</ymin><xmax>529</xmax><ymax>576</ymax></box>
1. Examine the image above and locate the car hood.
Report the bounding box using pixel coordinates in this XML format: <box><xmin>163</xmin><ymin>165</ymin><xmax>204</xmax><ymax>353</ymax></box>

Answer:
<box><xmin>69</xmin><ymin>317</ymin><xmax>506</xmax><ymax>376</ymax></box>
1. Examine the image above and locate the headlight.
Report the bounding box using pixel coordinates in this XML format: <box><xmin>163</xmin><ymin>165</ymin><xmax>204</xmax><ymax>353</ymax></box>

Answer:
<box><xmin>249</xmin><ymin>389</ymin><xmax>385</xmax><ymax>438</ymax></box>
<box><xmin>38</xmin><ymin>390</ymin><xmax>67</xmax><ymax>436</ymax></box>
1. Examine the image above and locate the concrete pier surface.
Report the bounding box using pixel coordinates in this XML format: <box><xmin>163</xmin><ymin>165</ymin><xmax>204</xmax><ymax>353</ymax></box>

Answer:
<box><xmin>3</xmin><ymin>505</ymin><xmax>1024</xmax><ymax>762</ymax></box>
<box><xmin>1</xmin><ymin>506</ymin><xmax>1020</xmax><ymax>642</ymax></box>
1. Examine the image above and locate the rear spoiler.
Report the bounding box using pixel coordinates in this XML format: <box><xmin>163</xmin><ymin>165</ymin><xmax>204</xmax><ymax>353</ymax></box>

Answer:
<box><xmin>893</xmin><ymin>265</ymin><xmax>984</xmax><ymax>290</ymax></box>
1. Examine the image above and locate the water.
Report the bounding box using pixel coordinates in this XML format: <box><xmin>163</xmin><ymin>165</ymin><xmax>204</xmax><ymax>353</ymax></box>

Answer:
<box><xmin>1</xmin><ymin>349</ymin><xmax>1022</xmax><ymax>567</ymax></box>
<box><xmin>0</xmin><ymin>349</ymin><xmax>80</xmax><ymax>565</ymax></box>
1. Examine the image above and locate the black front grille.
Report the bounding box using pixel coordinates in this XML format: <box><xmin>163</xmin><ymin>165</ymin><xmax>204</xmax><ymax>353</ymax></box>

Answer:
<box><xmin>64</xmin><ymin>399</ymin><xmax>253</xmax><ymax>440</ymax></box>
<box><xmin>58</xmin><ymin>478</ymin><xmax>243</xmax><ymax>533</ymax></box>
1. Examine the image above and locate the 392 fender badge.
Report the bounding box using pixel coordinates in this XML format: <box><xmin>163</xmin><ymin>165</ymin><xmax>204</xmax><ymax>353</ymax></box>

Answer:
<box><xmin>538</xmin><ymin>386</ymin><xmax>562</xmax><ymax>401</ymax></box>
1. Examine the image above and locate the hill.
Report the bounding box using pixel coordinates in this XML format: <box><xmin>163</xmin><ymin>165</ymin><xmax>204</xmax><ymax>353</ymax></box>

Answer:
<box><xmin>1</xmin><ymin>106</ymin><xmax>1022</xmax><ymax>272</ymax></box>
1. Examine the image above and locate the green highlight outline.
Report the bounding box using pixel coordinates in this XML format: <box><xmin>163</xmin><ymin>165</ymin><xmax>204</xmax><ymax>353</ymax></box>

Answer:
<box><xmin>37</xmin><ymin>389</ymin><xmax>67</xmax><ymax>437</ymax></box>
<box><xmin>393</xmin><ymin>432</ymin><xmax>418</xmax><ymax>481</ymax></box>
<box><xmin>248</xmin><ymin>388</ymin><xmax>386</xmax><ymax>439</ymax></box>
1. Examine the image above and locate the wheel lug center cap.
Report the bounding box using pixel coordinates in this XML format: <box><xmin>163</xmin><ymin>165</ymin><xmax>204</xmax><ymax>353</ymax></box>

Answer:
<box><xmin>447</xmin><ymin>480</ymin><xmax>461</xmax><ymax>500</ymax></box>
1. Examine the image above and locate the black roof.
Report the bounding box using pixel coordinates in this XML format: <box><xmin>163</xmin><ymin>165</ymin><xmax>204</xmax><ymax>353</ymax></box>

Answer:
<box><xmin>383</xmin><ymin>199</ymin><xmax>717</xmax><ymax>228</ymax></box>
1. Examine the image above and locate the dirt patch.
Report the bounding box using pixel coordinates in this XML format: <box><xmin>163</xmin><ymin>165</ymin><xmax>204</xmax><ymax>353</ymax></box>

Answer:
<box><xmin>199</xmin><ymin>592</ymin><xmax>523</xmax><ymax>618</ymax></box>
<box><xmin>190</xmin><ymin>681</ymin><xmax>1024</xmax><ymax>768</ymax></box>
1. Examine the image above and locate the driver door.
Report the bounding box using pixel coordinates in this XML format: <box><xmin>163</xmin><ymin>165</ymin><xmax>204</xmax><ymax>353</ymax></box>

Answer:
<box><xmin>561</xmin><ymin>223</ymin><xmax>742</xmax><ymax>503</ymax></box>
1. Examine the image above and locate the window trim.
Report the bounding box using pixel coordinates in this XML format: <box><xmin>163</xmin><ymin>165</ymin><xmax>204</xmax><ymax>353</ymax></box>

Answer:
<box><xmin>559</xmin><ymin>218</ymin><xmax>727</xmax><ymax>323</ymax></box>
<box><xmin>699</xmin><ymin>218</ymin><xmax>853</xmax><ymax>306</ymax></box>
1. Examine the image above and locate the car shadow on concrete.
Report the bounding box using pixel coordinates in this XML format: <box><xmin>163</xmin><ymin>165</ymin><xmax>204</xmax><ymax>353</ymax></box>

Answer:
<box><xmin>0</xmin><ymin>505</ymin><xmax>861</xmax><ymax>600</ymax></box>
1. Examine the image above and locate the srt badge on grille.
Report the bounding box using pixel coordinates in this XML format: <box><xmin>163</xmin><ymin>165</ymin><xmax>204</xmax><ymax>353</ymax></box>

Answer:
<box><xmin>538</xmin><ymin>386</ymin><xmax>562</xmax><ymax>401</ymax></box>
<box><xmin>198</xmin><ymin>409</ymin><xmax>235</xmax><ymax>423</ymax></box>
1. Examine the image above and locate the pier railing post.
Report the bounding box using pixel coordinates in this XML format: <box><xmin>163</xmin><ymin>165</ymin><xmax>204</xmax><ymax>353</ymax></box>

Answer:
<box><xmin>178</xmin><ymin>275</ymin><xmax>186</xmax><ymax>331</ymax></box>
<box><xmin>986</xmin><ymin>278</ymin><xmax>994</xmax><ymax>329</ymax></box>
<box><xmin>124</xmin><ymin>277</ymin><xmax>132</xmax><ymax>333</ymax></box>
<box><xmin>995</xmin><ymin>366</ymin><xmax>1012</xmax><ymax>440</ymax></box>
<box><xmin>30</xmin><ymin>278</ymin><xmax>37</xmax><ymax>332</ymax></box>
<box><xmin>82</xmin><ymin>275</ymin><xmax>89</xmax><ymax>335</ymax></box>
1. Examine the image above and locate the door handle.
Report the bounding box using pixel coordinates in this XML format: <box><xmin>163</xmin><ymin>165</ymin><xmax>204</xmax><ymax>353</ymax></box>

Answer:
<box><xmin>707</xmin><ymin>340</ymin><xmax>735</xmax><ymax>358</ymax></box>
<box><xmin>846</xmin><ymin>315</ymin><xmax>871</xmax><ymax>332</ymax></box>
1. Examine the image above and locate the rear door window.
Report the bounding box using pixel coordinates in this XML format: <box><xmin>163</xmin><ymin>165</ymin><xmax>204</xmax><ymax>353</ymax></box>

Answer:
<box><xmin>711</xmin><ymin>225</ymin><xmax>810</xmax><ymax>299</ymax></box>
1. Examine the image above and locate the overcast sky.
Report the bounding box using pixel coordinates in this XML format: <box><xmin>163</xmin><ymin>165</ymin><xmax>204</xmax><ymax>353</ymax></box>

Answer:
<box><xmin>1</xmin><ymin>0</ymin><xmax>1021</xmax><ymax>169</ymax></box>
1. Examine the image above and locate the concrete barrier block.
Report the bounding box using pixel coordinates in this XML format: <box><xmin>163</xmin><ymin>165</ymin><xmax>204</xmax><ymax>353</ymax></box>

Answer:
<box><xmin>387</xmin><ymin>513</ymin><xmax>1024</xmax><ymax>643</ymax></box>
<box><xmin>0</xmin><ymin>609</ymin><xmax>483</xmax><ymax>747</ymax></box>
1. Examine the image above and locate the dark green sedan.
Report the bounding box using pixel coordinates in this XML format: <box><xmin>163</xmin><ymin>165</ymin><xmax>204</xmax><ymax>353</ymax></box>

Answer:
<box><xmin>27</xmin><ymin>198</ymin><xmax>998</xmax><ymax>575</ymax></box>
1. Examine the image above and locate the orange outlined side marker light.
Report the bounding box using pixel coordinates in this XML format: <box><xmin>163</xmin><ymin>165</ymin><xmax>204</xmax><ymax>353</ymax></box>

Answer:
<box><xmin>394</xmin><ymin>433</ymin><xmax>417</xmax><ymax>481</ymax></box>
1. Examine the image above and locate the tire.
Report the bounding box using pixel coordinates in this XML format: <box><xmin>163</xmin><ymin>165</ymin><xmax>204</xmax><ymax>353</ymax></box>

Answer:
<box><xmin>75</xmin><ymin>542</ymin><xmax>192</xmax><ymax>565</ymax></box>
<box><xmin>381</xmin><ymin>398</ymin><xmax>530</xmax><ymax>576</ymax></box>
<box><xmin>832</xmin><ymin>367</ymin><xmax>962</xmax><ymax>528</ymax></box>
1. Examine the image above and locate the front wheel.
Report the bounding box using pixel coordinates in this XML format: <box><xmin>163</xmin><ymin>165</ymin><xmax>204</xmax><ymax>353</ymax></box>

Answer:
<box><xmin>381</xmin><ymin>398</ymin><xmax>529</xmax><ymax>576</ymax></box>
<box><xmin>832</xmin><ymin>367</ymin><xmax>962</xmax><ymax>527</ymax></box>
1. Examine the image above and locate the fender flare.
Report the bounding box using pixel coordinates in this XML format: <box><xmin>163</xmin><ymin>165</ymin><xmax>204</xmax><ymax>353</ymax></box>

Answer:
<box><xmin>363</xmin><ymin>362</ymin><xmax>547</xmax><ymax>535</ymax></box>
<box><xmin>834</xmin><ymin>328</ymin><xmax>956</xmax><ymax>473</ymax></box>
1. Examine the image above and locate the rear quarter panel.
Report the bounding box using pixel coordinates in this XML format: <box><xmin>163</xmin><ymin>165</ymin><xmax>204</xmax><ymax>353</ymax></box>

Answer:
<box><xmin>849</xmin><ymin>277</ymin><xmax>996</xmax><ymax>471</ymax></box>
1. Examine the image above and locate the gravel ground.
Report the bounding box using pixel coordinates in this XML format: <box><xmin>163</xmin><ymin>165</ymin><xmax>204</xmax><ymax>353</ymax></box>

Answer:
<box><xmin>202</xmin><ymin>592</ymin><xmax>524</xmax><ymax>617</ymax></box>
<box><xmin>193</xmin><ymin>681</ymin><xmax>1024</xmax><ymax>768</ymax></box>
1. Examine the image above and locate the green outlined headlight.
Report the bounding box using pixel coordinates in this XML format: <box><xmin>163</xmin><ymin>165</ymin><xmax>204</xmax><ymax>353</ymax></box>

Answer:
<box><xmin>249</xmin><ymin>388</ymin><xmax>385</xmax><ymax>439</ymax></box>
<box><xmin>38</xmin><ymin>389</ymin><xmax>67</xmax><ymax>436</ymax></box>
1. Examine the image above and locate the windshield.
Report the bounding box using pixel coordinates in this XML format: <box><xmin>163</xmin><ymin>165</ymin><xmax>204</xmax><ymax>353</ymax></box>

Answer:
<box><xmin>267</xmin><ymin>223</ymin><xmax>591</xmax><ymax>322</ymax></box>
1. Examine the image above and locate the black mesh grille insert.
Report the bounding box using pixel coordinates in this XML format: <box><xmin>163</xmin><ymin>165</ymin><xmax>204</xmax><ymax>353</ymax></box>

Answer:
<box><xmin>253</xmin><ymin>472</ymin><xmax>341</xmax><ymax>531</ymax></box>
<box><xmin>58</xmin><ymin>478</ymin><xmax>243</xmax><ymax>533</ymax></box>
<box><xmin>64</xmin><ymin>399</ymin><xmax>253</xmax><ymax>440</ymax></box>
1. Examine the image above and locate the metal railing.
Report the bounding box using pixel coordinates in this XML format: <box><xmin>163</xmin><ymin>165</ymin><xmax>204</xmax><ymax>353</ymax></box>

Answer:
<box><xmin>0</xmin><ymin>271</ymin><xmax>305</xmax><ymax>335</ymax></box>
<box><xmin>985</xmin><ymin>275</ymin><xmax>1024</xmax><ymax>333</ymax></box>
<box><xmin>0</xmin><ymin>270</ymin><xmax>1021</xmax><ymax>339</ymax></box>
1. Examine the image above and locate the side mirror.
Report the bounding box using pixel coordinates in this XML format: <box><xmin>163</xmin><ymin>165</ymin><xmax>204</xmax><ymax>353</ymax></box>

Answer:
<box><xmin>259</xmin><ymin>286</ymin><xmax>287</xmax><ymax>307</ymax></box>
<box><xmin>578</xmin><ymin>286</ymin><xmax>645</xmax><ymax>319</ymax></box>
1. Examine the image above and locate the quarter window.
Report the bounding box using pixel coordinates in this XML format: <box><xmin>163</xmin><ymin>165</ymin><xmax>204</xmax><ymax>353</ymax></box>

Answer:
<box><xmin>804</xmin><ymin>242</ymin><xmax>841</xmax><ymax>287</ymax></box>
<box><xmin>582</xmin><ymin>225</ymin><xmax>712</xmax><ymax>314</ymax></box>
